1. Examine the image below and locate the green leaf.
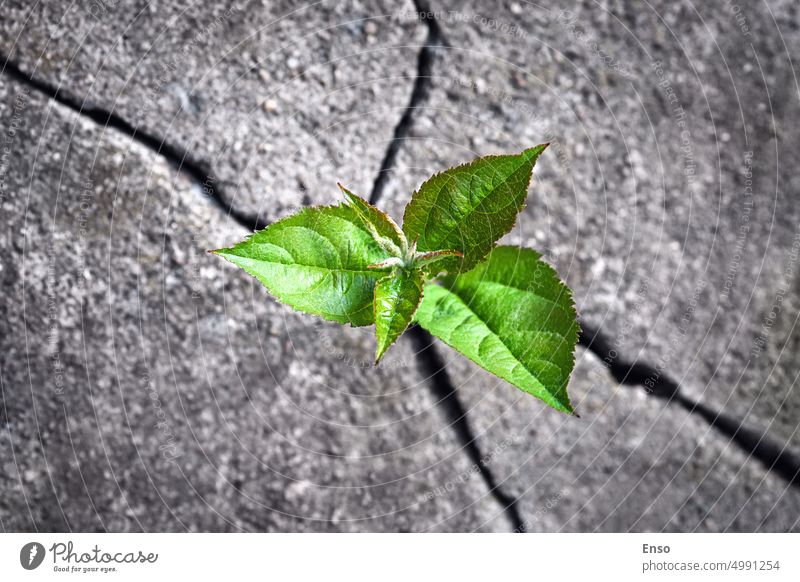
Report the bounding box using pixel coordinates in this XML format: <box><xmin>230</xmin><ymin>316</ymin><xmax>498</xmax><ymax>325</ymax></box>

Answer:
<box><xmin>373</xmin><ymin>269</ymin><xmax>424</xmax><ymax>363</ymax></box>
<box><xmin>338</xmin><ymin>183</ymin><xmax>406</xmax><ymax>255</ymax></box>
<box><xmin>413</xmin><ymin>249</ymin><xmax>464</xmax><ymax>269</ymax></box>
<box><xmin>402</xmin><ymin>145</ymin><xmax>548</xmax><ymax>273</ymax></box>
<box><xmin>414</xmin><ymin>246</ymin><xmax>579</xmax><ymax>414</ymax></box>
<box><xmin>213</xmin><ymin>204</ymin><xmax>391</xmax><ymax>326</ymax></box>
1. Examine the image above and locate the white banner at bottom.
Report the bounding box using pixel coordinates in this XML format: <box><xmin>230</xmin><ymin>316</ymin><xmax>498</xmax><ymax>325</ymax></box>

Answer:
<box><xmin>1</xmin><ymin>533</ymin><xmax>797</xmax><ymax>581</ymax></box>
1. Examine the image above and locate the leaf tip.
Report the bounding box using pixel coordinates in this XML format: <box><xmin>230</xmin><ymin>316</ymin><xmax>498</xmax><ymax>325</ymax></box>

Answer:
<box><xmin>374</xmin><ymin>344</ymin><xmax>388</xmax><ymax>366</ymax></box>
<box><xmin>552</xmin><ymin>386</ymin><xmax>577</xmax><ymax>416</ymax></box>
<box><xmin>337</xmin><ymin>182</ymin><xmax>355</xmax><ymax>203</ymax></box>
<box><xmin>524</xmin><ymin>143</ymin><xmax>550</xmax><ymax>158</ymax></box>
<box><xmin>209</xmin><ymin>247</ymin><xmax>240</xmax><ymax>265</ymax></box>
<box><xmin>338</xmin><ymin>182</ymin><xmax>360</xmax><ymax>201</ymax></box>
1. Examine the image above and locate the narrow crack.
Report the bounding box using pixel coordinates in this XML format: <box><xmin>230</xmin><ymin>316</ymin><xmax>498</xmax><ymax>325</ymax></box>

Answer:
<box><xmin>365</xmin><ymin>1</ymin><xmax>528</xmax><ymax>530</ymax></box>
<box><xmin>407</xmin><ymin>326</ymin><xmax>526</xmax><ymax>532</ymax></box>
<box><xmin>0</xmin><ymin>56</ymin><xmax>266</xmax><ymax>231</ymax></box>
<box><xmin>369</xmin><ymin>0</ymin><xmax>443</xmax><ymax>205</ymax></box>
<box><xmin>579</xmin><ymin>323</ymin><xmax>800</xmax><ymax>487</ymax></box>
<box><xmin>8</xmin><ymin>3</ymin><xmax>795</xmax><ymax>530</ymax></box>
<box><xmin>1</xmin><ymin>17</ymin><xmax>525</xmax><ymax>532</ymax></box>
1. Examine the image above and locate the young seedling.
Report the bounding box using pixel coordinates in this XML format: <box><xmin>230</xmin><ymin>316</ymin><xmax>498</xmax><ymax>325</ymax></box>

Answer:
<box><xmin>212</xmin><ymin>145</ymin><xmax>580</xmax><ymax>414</ymax></box>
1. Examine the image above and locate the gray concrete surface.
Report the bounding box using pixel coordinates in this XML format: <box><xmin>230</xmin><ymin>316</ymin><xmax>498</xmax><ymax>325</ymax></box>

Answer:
<box><xmin>1</xmin><ymin>0</ymin><xmax>799</xmax><ymax>531</ymax></box>
<box><xmin>0</xmin><ymin>76</ymin><xmax>502</xmax><ymax>532</ymax></box>
<box><xmin>0</xmin><ymin>0</ymin><xmax>425</xmax><ymax>225</ymax></box>
<box><xmin>379</xmin><ymin>0</ymin><xmax>800</xmax><ymax>449</ymax></box>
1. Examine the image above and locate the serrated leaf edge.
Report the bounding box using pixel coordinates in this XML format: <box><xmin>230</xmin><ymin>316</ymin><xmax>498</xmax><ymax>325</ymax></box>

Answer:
<box><xmin>373</xmin><ymin>270</ymin><xmax>425</xmax><ymax>364</ymax></box>
<box><xmin>211</xmin><ymin>202</ymin><xmax>390</xmax><ymax>327</ymax></box>
<box><xmin>417</xmin><ymin>244</ymin><xmax>579</xmax><ymax>415</ymax></box>
<box><xmin>338</xmin><ymin>182</ymin><xmax>406</xmax><ymax>254</ymax></box>
<box><xmin>401</xmin><ymin>145</ymin><xmax>549</xmax><ymax>273</ymax></box>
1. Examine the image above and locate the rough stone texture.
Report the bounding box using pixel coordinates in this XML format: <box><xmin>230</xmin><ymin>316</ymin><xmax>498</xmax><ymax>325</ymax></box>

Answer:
<box><xmin>438</xmin><ymin>350</ymin><xmax>800</xmax><ymax>532</ymax></box>
<box><xmin>0</xmin><ymin>77</ymin><xmax>503</xmax><ymax>532</ymax></box>
<box><xmin>378</xmin><ymin>0</ymin><xmax>800</xmax><ymax>488</ymax></box>
<box><xmin>2</xmin><ymin>0</ymin><xmax>800</xmax><ymax>532</ymax></box>
<box><xmin>0</xmin><ymin>0</ymin><xmax>426</xmax><ymax>224</ymax></box>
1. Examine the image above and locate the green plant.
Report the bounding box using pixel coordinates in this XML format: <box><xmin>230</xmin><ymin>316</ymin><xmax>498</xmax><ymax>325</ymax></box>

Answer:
<box><xmin>212</xmin><ymin>145</ymin><xmax>579</xmax><ymax>414</ymax></box>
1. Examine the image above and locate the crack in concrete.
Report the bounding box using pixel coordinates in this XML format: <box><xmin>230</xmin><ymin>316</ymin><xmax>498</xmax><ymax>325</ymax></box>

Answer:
<box><xmin>4</xmin><ymin>2</ymin><xmax>797</xmax><ymax>534</ymax></box>
<box><xmin>364</xmin><ymin>0</ymin><xmax>529</xmax><ymax>532</ymax></box>
<box><xmin>0</xmin><ymin>56</ymin><xmax>266</xmax><ymax>232</ymax></box>
<box><xmin>407</xmin><ymin>326</ymin><xmax>526</xmax><ymax>531</ymax></box>
<box><xmin>366</xmin><ymin>0</ymin><xmax>800</xmax><ymax>518</ymax></box>
<box><xmin>368</xmin><ymin>0</ymin><xmax>444</xmax><ymax>205</ymax></box>
<box><xmin>1</xmin><ymin>23</ymin><xmax>525</xmax><ymax>532</ymax></box>
<box><xmin>579</xmin><ymin>324</ymin><xmax>800</xmax><ymax>487</ymax></box>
